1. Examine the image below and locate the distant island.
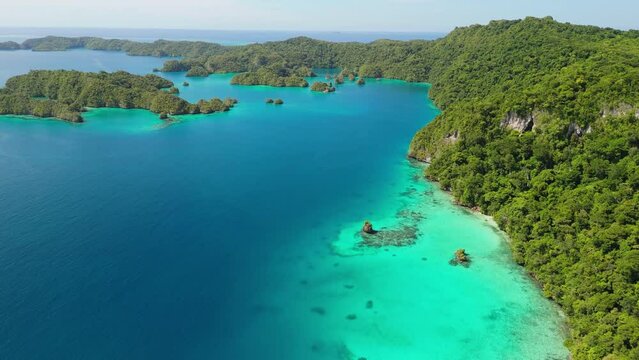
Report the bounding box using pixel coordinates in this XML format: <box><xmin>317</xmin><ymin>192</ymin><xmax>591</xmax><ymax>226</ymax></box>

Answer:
<box><xmin>310</xmin><ymin>81</ymin><xmax>335</xmax><ymax>93</ymax></box>
<box><xmin>0</xmin><ymin>70</ymin><xmax>236</xmax><ymax>122</ymax></box>
<box><xmin>1</xmin><ymin>17</ymin><xmax>639</xmax><ymax>359</ymax></box>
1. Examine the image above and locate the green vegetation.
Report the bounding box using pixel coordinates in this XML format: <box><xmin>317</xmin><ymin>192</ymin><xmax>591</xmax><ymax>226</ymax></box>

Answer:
<box><xmin>0</xmin><ymin>70</ymin><xmax>235</xmax><ymax>122</ymax></box>
<box><xmin>162</xmin><ymin>60</ymin><xmax>191</xmax><ymax>72</ymax></box>
<box><xmin>0</xmin><ymin>41</ymin><xmax>21</xmax><ymax>50</ymax></box>
<box><xmin>310</xmin><ymin>81</ymin><xmax>335</xmax><ymax>93</ymax></box>
<box><xmin>186</xmin><ymin>65</ymin><xmax>209</xmax><ymax>77</ymax></box>
<box><xmin>230</xmin><ymin>67</ymin><xmax>308</xmax><ymax>87</ymax></box>
<box><xmin>407</xmin><ymin>18</ymin><xmax>639</xmax><ymax>360</ymax></box>
<box><xmin>7</xmin><ymin>36</ymin><xmax>228</xmax><ymax>58</ymax></box>
<box><xmin>160</xmin><ymin>36</ymin><xmax>433</xmax><ymax>82</ymax></box>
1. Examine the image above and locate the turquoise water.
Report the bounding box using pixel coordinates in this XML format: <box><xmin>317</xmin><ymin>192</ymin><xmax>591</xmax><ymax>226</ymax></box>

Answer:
<box><xmin>0</xmin><ymin>51</ymin><xmax>568</xmax><ymax>359</ymax></box>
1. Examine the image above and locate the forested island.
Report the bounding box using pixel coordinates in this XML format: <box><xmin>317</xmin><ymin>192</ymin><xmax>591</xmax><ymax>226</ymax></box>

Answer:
<box><xmin>230</xmin><ymin>67</ymin><xmax>309</xmax><ymax>87</ymax></box>
<box><xmin>1</xmin><ymin>17</ymin><xmax>639</xmax><ymax>358</ymax></box>
<box><xmin>0</xmin><ymin>36</ymin><xmax>227</xmax><ymax>57</ymax></box>
<box><xmin>310</xmin><ymin>81</ymin><xmax>335</xmax><ymax>93</ymax></box>
<box><xmin>0</xmin><ymin>70</ymin><xmax>236</xmax><ymax>122</ymax></box>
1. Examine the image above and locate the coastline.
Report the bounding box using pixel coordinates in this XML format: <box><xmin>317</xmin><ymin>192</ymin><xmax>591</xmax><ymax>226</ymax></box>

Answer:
<box><xmin>409</xmin><ymin>156</ymin><xmax>573</xmax><ymax>348</ymax></box>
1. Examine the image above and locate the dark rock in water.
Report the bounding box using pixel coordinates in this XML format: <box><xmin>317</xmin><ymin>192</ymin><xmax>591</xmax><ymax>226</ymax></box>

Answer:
<box><xmin>362</xmin><ymin>220</ymin><xmax>376</xmax><ymax>234</ymax></box>
<box><xmin>311</xmin><ymin>307</ymin><xmax>326</xmax><ymax>315</ymax></box>
<box><xmin>344</xmin><ymin>284</ymin><xmax>354</xmax><ymax>289</ymax></box>
<box><xmin>182</xmin><ymin>81</ymin><xmax>189</xmax><ymax>87</ymax></box>
<box><xmin>346</xmin><ymin>314</ymin><xmax>357</xmax><ymax>320</ymax></box>
<box><xmin>449</xmin><ymin>248</ymin><xmax>471</xmax><ymax>267</ymax></box>
<box><xmin>365</xmin><ymin>300</ymin><xmax>373</xmax><ymax>309</ymax></box>
<box><xmin>360</xmin><ymin>225</ymin><xmax>418</xmax><ymax>248</ymax></box>
<box><xmin>265</xmin><ymin>98</ymin><xmax>274</xmax><ymax>104</ymax></box>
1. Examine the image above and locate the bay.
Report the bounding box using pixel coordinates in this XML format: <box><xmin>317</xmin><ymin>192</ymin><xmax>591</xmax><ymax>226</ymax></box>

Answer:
<box><xmin>0</xmin><ymin>48</ymin><xmax>568</xmax><ymax>359</ymax></box>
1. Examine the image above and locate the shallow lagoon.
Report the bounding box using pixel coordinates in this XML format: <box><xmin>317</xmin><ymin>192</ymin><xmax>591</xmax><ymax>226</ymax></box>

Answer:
<box><xmin>0</xmin><ymin>51</ymin><xmax>568</xmax><ymax>359</ymax></box>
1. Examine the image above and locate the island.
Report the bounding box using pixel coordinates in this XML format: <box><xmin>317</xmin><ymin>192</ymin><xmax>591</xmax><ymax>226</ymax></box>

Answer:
<box><xmin>449</xmin><ymin>249</ymin><xmax>471</xmax><ymax>267</ymax></box>
<box><xmin>0</xmin><ymin>36</ymin><xmax>227</xmax><ymax>57</ymax></box>
<box><xmin>230</xmin><ymin>67</ymin><xmax>309</xmax><ymax>87</ymax></box>
<box><xmin>0</xmin><ymin>41</ymin><xmax>21</xmax><ymax>50</ymax></box>
<box><xmin>310</xmin><ymin>81</ymin><xmax>335</xmax><ymax>93</ymax></box>
<box><xmin>0</xmin><ymin>70</ymin><xmax>236</xmax><ymax>122</ymax></box>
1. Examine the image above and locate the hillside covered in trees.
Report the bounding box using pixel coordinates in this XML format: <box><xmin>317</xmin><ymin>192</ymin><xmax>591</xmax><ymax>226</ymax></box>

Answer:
<box><xmin>0</xmin><ymin>70</ymin><xmax>236</xmax><ymax>122</ymax></box>
<box><xmin>0</xmin><ymin>36</ymin><xmax>228</xmax><ymax>58</ymax></box>
<box><xmin>407</xmin><ymin>18</ymin><xmax>639</xmax><ymax>360</ymax></box>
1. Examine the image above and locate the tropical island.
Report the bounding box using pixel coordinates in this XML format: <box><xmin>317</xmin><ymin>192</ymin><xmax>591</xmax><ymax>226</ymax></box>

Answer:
<box><xmin>0</xmin><ymin>35</ymin><xmax>227</xmax><ymax>57</ymax></box>
<box><xmin>0</xmin><ymin>70</ymin><xmax>236</xmax><ymax>122</ymax></box>
<box><xmin>310</xmin><ymin>81</ymin><xmax>335</xmax><ymax>93</ymax></box>
<box><xmin>230</xmin><ymin>67</ymin><xmax>309</xmax><ymax>87</ymax></box>
<box><xmin>1</xmin><ymin>17</ymin><xmax>638</xmax><ymax>358</ymax></box>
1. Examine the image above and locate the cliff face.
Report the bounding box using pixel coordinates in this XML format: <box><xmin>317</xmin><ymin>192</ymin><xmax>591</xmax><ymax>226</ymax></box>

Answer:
<box><xmin>500</xmin><ymin>112</ymin><xmax>534</xmax><ymax>133</ymax></box>
<box><xmin>407</xmin><ymin>118</ymin><xmax>459</xmax><ymax>163</ymax></box>
<box><xmin>601</xmin><ymin>104</ymin><xmax>639</xmax><ymax>119</ymax></box>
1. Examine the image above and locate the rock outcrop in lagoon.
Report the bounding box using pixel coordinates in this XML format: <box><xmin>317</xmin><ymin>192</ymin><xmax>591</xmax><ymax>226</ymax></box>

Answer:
<box><xmin>311</xmin><ymin>81</ymin><xmax>336</xmax><ymax>93</ymax></box>
<box><xmin>360</xmin><ymin>219</ymin><xmax>418</xmax><ymax>248</ymax></box>
<box><xmin>362</xmin><ymin>221</ymin><xmax>376</xmax><ymax>234</ymax></box>
<box><xmin>449</xmin><ymin>249</ymin><xmax>471</xmax><ymax>267</ymax></box>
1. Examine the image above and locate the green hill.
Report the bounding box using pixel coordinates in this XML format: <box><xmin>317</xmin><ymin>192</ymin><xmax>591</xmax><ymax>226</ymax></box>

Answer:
<box><xmin>0</xmin><ymin>70</ymin><xmax>236</xmax><ymax>121</ymax></box>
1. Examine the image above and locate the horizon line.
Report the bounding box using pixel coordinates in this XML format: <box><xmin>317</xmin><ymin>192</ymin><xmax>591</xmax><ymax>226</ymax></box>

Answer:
<box><xmin>0</xmin><ymin>26</ymin><xmax>451</xmax><ymax>34</ymax></box>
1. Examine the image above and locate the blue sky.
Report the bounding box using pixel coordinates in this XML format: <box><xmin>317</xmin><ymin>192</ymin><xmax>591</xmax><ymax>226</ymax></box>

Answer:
<box><xmin>2</xmin><ymin>0</ymin><xmax>637</xmax><ymax>32</ymax></box>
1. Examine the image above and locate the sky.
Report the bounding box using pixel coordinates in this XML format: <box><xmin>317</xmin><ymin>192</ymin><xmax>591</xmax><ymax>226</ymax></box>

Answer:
<box><xmin>1</xmin><ymin>0</ymin><xmax>637</xmax><ymax>32</ymax></box>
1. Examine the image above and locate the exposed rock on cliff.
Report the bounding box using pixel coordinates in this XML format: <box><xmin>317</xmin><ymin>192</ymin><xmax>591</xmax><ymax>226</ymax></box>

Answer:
<box><xmin>566</xmin><ymin>122</ymin><xmax>587</xmax><ymax>138</ymax></box>
<box><xmin>444</xmin><ymin>130</ymin><xmax>459</xmax><ymax>144</ymax></box>
<box><xmin>601</xmin><ymin>104</ymin><xmax>637</xmax><ymax>118</ymax></box>
<box><xmin>500</xmin><ymin>112</ymin><xmax>534</xmax><ymax>133</ymax></box>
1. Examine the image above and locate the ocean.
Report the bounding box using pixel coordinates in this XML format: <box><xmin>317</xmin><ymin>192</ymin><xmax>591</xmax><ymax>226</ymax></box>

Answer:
<box><xmin>0</xmin><ymin>32</ymin><xmax>568</xmax><ymax>359</ymax></box>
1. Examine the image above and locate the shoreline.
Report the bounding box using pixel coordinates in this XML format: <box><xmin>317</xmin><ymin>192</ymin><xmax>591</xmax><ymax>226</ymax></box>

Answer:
<box><xmin>408</xmin><ymin>155</ymin><xmax>573</xmax><ymax>347</ymax></box>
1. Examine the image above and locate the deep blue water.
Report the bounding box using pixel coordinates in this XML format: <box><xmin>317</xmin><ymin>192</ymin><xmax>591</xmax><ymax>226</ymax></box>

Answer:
<box><xmin>0</xmin><ymin>52</ymin><xmax>438</xmax><ymax>358</ymax></box>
